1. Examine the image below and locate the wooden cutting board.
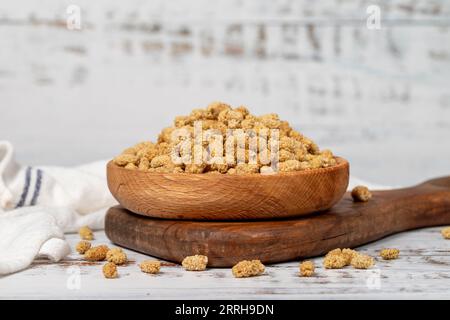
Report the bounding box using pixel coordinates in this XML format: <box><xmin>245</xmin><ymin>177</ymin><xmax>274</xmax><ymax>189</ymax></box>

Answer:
<box><xmin>105</xmin><ymin>176</ymin><xmax>450</xmax><ymax>267</ymax></box>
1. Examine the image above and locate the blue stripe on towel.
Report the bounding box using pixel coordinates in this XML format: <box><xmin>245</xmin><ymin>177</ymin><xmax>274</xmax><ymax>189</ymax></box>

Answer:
<box><xmin>15</xmin><ymin>166</ymin><xmax>32</xmax><ymax>208</ymax></box>
<box><xmin>30</xmin><ymin>168</ymin><xmax>43</xmax><ymax>206</ymax></box>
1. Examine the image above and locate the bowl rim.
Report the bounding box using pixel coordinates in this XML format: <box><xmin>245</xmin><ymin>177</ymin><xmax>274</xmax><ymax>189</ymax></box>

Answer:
<box><xmin>107</xmin><ymin>156</ymin><xmax>349</xmax><ymax>179</ymax></box>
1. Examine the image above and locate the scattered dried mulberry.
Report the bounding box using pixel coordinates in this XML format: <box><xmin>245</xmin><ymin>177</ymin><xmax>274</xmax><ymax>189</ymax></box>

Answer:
<box><xmin>75</xmin><ymin>241</ymin><xmax>91</xmax><ymax>254</ymax></box>
<box><xmin>380</xmin><ymin>248</ymin><xmax>400</xmax><ymax>260</ymax></box>
<box><xmin>324</xmin><ymin>248</ymin><xmax>359</xmax><ymax>268</ymax></box>
<box><xmin>442</xmin><ymin>227</ymin><xmax>450</xmax><ymax>239</ymax></box>
<box><xmin>351</xmin><ymin>254</ymin><xmax>374</xmax><ymax>269</ymax></box>
<box><xmin>299</xmin><ymin>261</ymin><xmax>315</xmax><ymax>277</ymax></box>
<box><xmin>232</xmin><ymin>260</ymin><xmax>265</xmax><ymax>278</ymax></box>
<box><xmin>139</xmin><ymin>260</ymin><xmax>161</xmax><ymax>274</ymax></box>
<box><xmin>341</xmin><ymin>248</ymin><xmax>358</xmax><ymax>265</ymax></box>
<box><xmin>106</xmin><ymin>248</ymin><xmax>127</xmax><ymax>265</ymax></box>
<box><xmin>103</xmin><ymin>262</ymin><xmax>118</xmax><ymax>279</ymax></box>
<box><xmin>351</xmin><ymin>186</ymin><xmax>372</xmax><ymax>202</ymax></box>
<box><xmin>84</xmin><ymin>245</ymin><xmax>109</xmax><ymax>261</ymax></box>
<box><xmin>182</xmin><ymin>255</ymin><xmax>208</xmax><ymax>271</ymax></box>
<box><xmin>78</xmin><ymin>226</ymin><xmax>94</xmax><ymax>240</ymax></box>
<box><xmin>323</xmin><ymin>253</ymin><xmax>347</xmax><ymax>269</ymax></box>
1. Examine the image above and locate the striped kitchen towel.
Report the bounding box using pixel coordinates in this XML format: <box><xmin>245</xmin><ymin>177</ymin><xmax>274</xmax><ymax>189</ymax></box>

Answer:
<box><xmin>0</xmin><ymin>141</ymin><xmax>117</xmax><ymax>275</ymax></box>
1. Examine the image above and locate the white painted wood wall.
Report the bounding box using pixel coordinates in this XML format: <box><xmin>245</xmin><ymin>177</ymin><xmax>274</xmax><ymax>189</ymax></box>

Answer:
<box><xmin>0</xmin><ymin>0</ymin><xmax>449</xmax><ymax>185</ymax></box>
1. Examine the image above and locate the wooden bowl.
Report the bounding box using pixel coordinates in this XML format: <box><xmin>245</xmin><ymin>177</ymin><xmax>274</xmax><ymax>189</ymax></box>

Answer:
<box><xmin>107</xmin><ymin>157</ymin><xmax>349</xmax><ymax>220</ymax></box>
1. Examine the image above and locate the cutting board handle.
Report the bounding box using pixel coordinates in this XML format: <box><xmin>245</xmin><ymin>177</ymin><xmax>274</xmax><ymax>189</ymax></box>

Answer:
<box><xmin>419</xmin><ymin>176</ymin><xmax>450</xmax><ymax>190</ymax></box>
<box><xmin>348</xmin><ymin>175</ymin><xmax>450</xmax><ymax>239</ymax></box>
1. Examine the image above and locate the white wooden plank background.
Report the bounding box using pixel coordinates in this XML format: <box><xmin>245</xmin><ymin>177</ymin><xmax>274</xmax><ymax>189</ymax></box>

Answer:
<box><xmin>0</xmin><ymin>0</ymin><xmax>449</xmax><ymax>186</ymax></box>
<box><xmin>0</xmin><ymin>228</ymin><xmax>449</xmax><ymax>299</ymax></box>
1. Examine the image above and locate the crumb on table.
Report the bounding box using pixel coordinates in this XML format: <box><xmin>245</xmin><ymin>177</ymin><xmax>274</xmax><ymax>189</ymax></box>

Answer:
<box><xmin>182</xmin><ymin>255</ymin><xmax>208</xmax><ymax>271</ymax></box>
<box><xmin>232</xmin><ymin>260</ymin><xmax>265</xmax><ymax>278</ymax></box>
<box><xmin>351</xmin><ymin>185</ymin><xmax>372</xmax><ymax>202</ymax></box>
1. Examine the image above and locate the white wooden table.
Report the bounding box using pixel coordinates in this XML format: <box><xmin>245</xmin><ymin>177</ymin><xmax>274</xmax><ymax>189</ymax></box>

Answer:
<box><xmin>1</xmin><ymin>227</ymin><xmax>449</xmax><ymax>300</ymax></box>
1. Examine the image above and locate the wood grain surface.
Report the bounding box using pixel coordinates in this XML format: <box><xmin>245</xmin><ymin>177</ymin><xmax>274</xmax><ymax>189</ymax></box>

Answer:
<box><xmin>106</xmin><ymin>157</ymin><xmax>349</xmax><ymax>220</ymax></box>
<box><xmin>105</xmin><ymin>176</ymin><xmax>450</xmax><ymax>267</ymax></box>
